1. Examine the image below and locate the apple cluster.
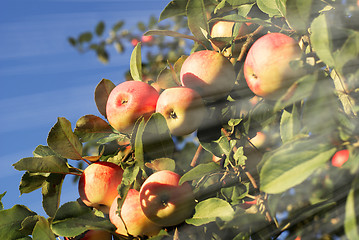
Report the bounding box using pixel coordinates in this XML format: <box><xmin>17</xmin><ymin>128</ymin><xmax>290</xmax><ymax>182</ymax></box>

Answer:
<box><xmin>78</xmin><ymin>162</ymin><xmax>195</xmax><ymax>237</ymax></box>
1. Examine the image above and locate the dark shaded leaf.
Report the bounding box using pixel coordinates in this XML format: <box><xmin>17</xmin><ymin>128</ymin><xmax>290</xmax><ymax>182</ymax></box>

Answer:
<box><xmin>32</xmin><ymin>216</ymin><xmax>56</xmax><ymax>240</ymax></box>
<box><xmin>19</xmin><ymin>172</ymin><xmax>48</xmax><ymax>195</ymax></box>
<box><xmin>47</xmin><ymin>117</ymin><xmax>83</xmax><ymax>160</ymax></box>
<box><xmin>95</xmin><ymin>21</ymin><xmax>105</xmax><ymax>36</ymax></box>
<box><xmin>42</xmin><ymin>173</ymin><xmax>65</xmax><ymax>217</ymax></box>
<box><xmin>78</xmin><ymin>32</ymin><xmax>93</xmax><ymax>43</ymax></box>
<box><xmin>0</xmin><ymin>205</ymin><xmax>37</xmax><ymax>239</ymax></box>
<box><xmin>13</xmin><ymin>156</ymin><xmax>69</xmax><ymax>174</ymax></box>
<box><xmin>74</xmin><ymin>115</ymin><xmax>113</xmax><ymax>142</ymax></box>
<box><xmin>51</xmin><ymin>201</ymin><xmax>116</xmax><ymax>237</ymax></box>
<box><xmin>159</xmin><ymin>0</ymin><xmax>189</xmax><ymax>21</ymax></box>
<box><xmin>94</xmin><ymin>78</ymin><xmax>116</xmax><ymax>118</ymax></box>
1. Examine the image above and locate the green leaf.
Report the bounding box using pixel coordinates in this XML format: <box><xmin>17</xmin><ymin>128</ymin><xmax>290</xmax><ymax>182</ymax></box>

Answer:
<box><xmin>19</xmin><ymin>172</ymin><xmax>48</xmax><ymax>195</ymax></box>
<box><xmin>159</xmin><ymin>0</ymin><xmax>189</xmax><ymax>21</ymax></box>
<box><xmin>20</xmin><ymin>215</ymin><xmax>40</xmax><ymax>236</ymax></box>
<box><xmin>130</xmin><ymin>42</ymin><xmax>142</xmax><ymax>81</ymax></box>
<box><xmin>33</xmin><ymin>145</ymin><xmax>61</xmax><ymax>158</ymax></box>
<box><xmin>0</xmin><ymin>205</ymin><xmax>37</xmax><ymax>239</ymax></box>
<box><xmin>116</xmin><ymin>165</ymin><xmax>140</xmax><ymax>209</ymax></box>
<box><xmin>47</xmin><ymin>117</ymin><xmax>83</xmax><ymax>160</ymax></box>
<box><xmin>145</xmin><ymin>158</ymin><xmax>176</xmax><ymax>172</ymax></box>
<box><xmin>310</xmin><ymin>13</ymin><xmax>335</xmax><ymax>67</ymax></box>
<box><xmin>179</xmin><ymin>162</ymin><xmax>222</xmax><ymax>185</ymax></box>
<box><xmin>186</xmin><ymin>198</ymin><xmax>234</xmax><ymax>226</ymax></box>
<box><xmin>257</xmin><ymin>0</ymin><xmax>285</xmax><ymax>17</ymax></box>
<box><xmin>42</xmin><ymin>173</ymin><xmax>64</xmax><ymax>217</ymax></box>
<box><xmin>0</xmin><ymin>192</ymin><xmax>6</xmax><ymax>210</ymax></box>
<box><xmin>143</xmin><ymin>113</ymin><xmax>175</xmax><ymax>159</ymax></box>
<box><xmin>94</xmin><ymin>78</ymin><xmax>116</xmax><ymax>118</ymax></box>
<box><xmin>134</xmin><ymin>118</ymin><xmax>146</xmax><ymax>170</ymax></box>
<box><xmin>51</xmin><ymin>201</ymin><xmax>116</xmax><ymax>237</ymax></box>
<box><xmin>345</xmin><ymin>175</ymin><xmax>359</xmax><ymax>240</ymax></box>
<box><xmin>156</xmin><ymin>67</ymin><xmax>179</xmax><ymax>90</ymax></box>
<box><xmin>96</xmin><ymin>48</ymin><xmax>109</xmax><ymax>64</ymax></box>
<box><xmin>74</xmin><ymin>115</ymin><xmax>113</xmax><ymax>142</ymax></box>
<box><xmin>260</xmin><ymin>137</ymin><xmax>336</xmax><ymax>194</ymax></box>
<box><xmin>286</xmin><ymin>0</ymin><xmax>313</xmax><ymax>32</ymax></box>
<box><xmin>68</xmin><ymin>37</ymin><xmax>77</xmax><ymax>47</ymax></box>
<box><xmin>78</xmin><ymin>32</ymin><xmax>93</xmax><ymax>43</ymax></box>
<box><xmin>95</xmin><ymin>21</ymin><xmax>105</xmax><ymax>36</ymax></box>
<box><xmin>32</xmin><ymin>216</ymin><xmax>56</xmax><ymax>240</ymax></box>
<box><xmin>280</xmin><ymin>104</ymin><xmax>301</xmax><ymax>143</ymax></box>
<box><xmin>13</xmin><ymin>156</ymin><xmax>69</xmax><ymax>174</ymax></box>
<box><xmin>186</xmin><ymin>0</ymin><xmax>211</xmax><ymax>49</ymax></box>
<box><xmin>233</xmin><ymin>146</ymin><xmax>247</xmax><ymax>166</ymax></box>
<box><xmin>112</xmin><ymin>21</ymin><xmax>124</xmax><ymax>32</ymax></box>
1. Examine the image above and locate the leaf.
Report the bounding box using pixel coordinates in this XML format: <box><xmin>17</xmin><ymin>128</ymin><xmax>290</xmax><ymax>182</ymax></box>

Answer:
<box><xmin>0</xmin><ymin>205</ymin><xmax>37</xmax><ymax>239</ymax></box>
<box><xmin>68</xmin><ymin>37</ymin><xmax>77</xmax><ymax>46</ymax></box>
<box><xmin>20</xmin><ymin>215</ymin><xmax>40</xmax><ymax>235</ymax></box>
<box><xmin>51</xmin><ymin>201</ymin><xmax>116</xmax><ymax>237</ymax></box>
<box><xmin>286</xmin><ymin>0</ymin><xmax>313</xmax><ymax>32</ymax></box>
<box><xmin>94</xmin><ymin>79</ymin><xmax>116</xmax><ymax>118</ymax></box>
<box><xmin>33</xmin><ymin>145</ymin><xmax>61</xmax><ymax>158</ymax></box>
<box><xmin>143</xmin><ymin>113</ymin><xmax>175</xmax><ymax>159</ymax></box>
<box><xmin>159</xmin><ymin>0</ymin><xmax>189</xmax><ymax>21</ymax></box>
<box><xmin>19</xmin><ymin>172</ymin><xmax>48</xmax><ymax>195</ymax></box>
<box><xmin>112</xmin><ymin>21</ymin><xmax>124</xmax><ymax>32</ymax></box>
<box><xmin>145</xmin><ymin>158</ymin><xmax>176</xmax><ymax>172</ymax></box>
<box><xmin>32</xmin><ymin>216</ymin><xmax>56</xmax><ymax>240</ymax></box>
<box><xmin>13</xmin><ymin>156</ymin><xmax>69</xmax><ymax>174</ymax></box>
<box><xmin>47</xmin><ymin>117</ymin><xmax>83</xmax><ymax>160</ymax></box>
<box><xmin>173</xmin><ymin>55</ymin><xmax>188</xmax><ymax>81</ymax></box>
<box><xmin>156</xmin><ymin>67</ymin><xmax>179</xmax><ymax>89</ymax></box>
<box><xmin>116</xmin><ymin>165</ymin><xmax>140</xmax><ymax>209</ymax></box>
<box><xmin>95</xmin><ymin>21</ymin><xmax>105</xmax><ymax>36</ymax></box>
<box><xmin>186</xmin><ymin>0</ymin><xmax>211</xmax><ymax>49</ymax></box>
<box><xmin>0</xmin><ymin>192</ymin><xmax>6</xmax><ymax>210</ymax></box>
<box><xmin>134</xmin><ymin>118</ymin><xmax>146</xmax><ymax>170</ymax></box>
<box><xmin>74</xmin><ymin>115</ymin><xmax>113</xmax><ymax>142</ymax></box>
<box><xmin>260</xmin><ymin>137</ymin><xmax>336</xmax><ymax>194</ymax></box>
<box><xmin>280</xmin><ymin>104</ymin><xmax>301</xmax><ymax>143</ymax></box>
<box><xmin>257</xmin><ymin>0</ymin><xmax>285</xmax><ymax>17</ymax></box>
<box><xmin>42</xmin><ymin>173</ymin><xmax>64</xmax><ymax>217</ymax></box>
<box><xmin>186</xmin><ymin>198</ymin><xmax>234</xmax><ymax>226</ymax></box>
<box><xmin>130</xmin><ymin>42</ymin><xmax>142</xmax><ymax>81</ymax></box>
<box><xmin>310</xmin><ymin>13</ymin><xmax>335</xmax><ymax>67</ymax></box>
<box><xmin>345</xmin><ymin>175</ymin><xmax>359</xmax><ymax>240</ymax></box>
<box><xmin>179</xmin><ymin>162</ymin><xmax>222</xmax><ymax>185</ymax></box>
<box><xmin>78</xmin><ymin>32</ymin><xmax>93</xmax><ymax>43</ymax></box>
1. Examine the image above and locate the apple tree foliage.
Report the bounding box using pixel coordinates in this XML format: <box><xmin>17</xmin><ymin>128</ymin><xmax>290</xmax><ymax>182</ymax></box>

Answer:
<box><xmin>2</xmin><ymin>0</ymin><xmax>359</xmax><ymax>239</ymax></box>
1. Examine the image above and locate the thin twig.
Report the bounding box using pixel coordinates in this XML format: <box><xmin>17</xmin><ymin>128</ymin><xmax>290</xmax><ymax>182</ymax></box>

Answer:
<box><xmin>190</xmin><ymin>144</ymin><xmax>203</xmax><ymax>167</ymax></box>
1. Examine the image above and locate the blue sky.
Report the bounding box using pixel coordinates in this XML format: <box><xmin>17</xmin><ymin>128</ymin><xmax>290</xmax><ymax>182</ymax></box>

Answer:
<box><xmin>0</xmin><ymin>0</ymin><xmax>166</xmax><ymax>216</ymax></box>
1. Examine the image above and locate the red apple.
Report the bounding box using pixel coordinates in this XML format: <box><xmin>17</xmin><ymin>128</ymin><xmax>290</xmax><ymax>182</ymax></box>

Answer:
<box><xmin>106</xmin><ymin>80</ymin><xmax>160</xmax><ymax>133</ymax></box>
<box><xmin>131</xmin><ymin>38</ymin><xmax>140</xmax><ymax>46</ymax></box>
<box><xmin>79</xmin><ymin>230</ymin><xmax>112</xmax><ymax>240</ymax></box>
<box><xmin>180</xmin><ymin>50</ymin><xmax>236</xmax><ymax>101</ymax></box>
<box><xmin>139</xmin><ymin>170</ymin><xmax>196</xmax><ymax>226</ymax></box>
<box><xmin>141</xmin><ymin>35</ymin><xmax>154</xmax><ymax>43</ymax></box>
<box><xmin>78</xmin><ymin>161</ymin><xmax>123</xmax><ymax>214</ymax></box>
<box><xmin>210</xmin><ymin>21</ymin><xmax>249</xmax><ymax>60</ymax></box>
<box><xmin>331</xmin><ymin>149</ymin><xmax>349</xmax><ymax>168</ymax></box>
<box><xmin>243</xmin><ymin>32</ymin><xmax>302</xmax><ymax>100</ymax></box>
<box><xmin>109</xmin><ymin>189</ymin><xmax>161</xmax><ymax>237</ymax></box>
<box><xmin>156</xmin><ymin>87</ymin><xmax>206</xmax><ymax>136</ymax></box>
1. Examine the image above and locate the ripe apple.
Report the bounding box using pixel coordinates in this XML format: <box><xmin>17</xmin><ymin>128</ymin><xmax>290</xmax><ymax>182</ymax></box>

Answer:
<box><xmin>141</xmin><ymin>35</ymin><xmax>154</xmax><ymax>43</ymax></box>
<box><xmin>249</xmin><ymin>132</ymin><xmax>266</xmax><ymax>149</ymax></box>
<box><xmin>106</xmin><ymin>80</ymin><xmax>160</xmax><ymax>133</ymax></box>
<box><xmin>180</xmin><ymin>50</ymin><xmax>236</xmax><ymax>101</ymax></box>
<box><xmin>331</xmin><ymin>149</ymin><xmax>349</xmax><ymax>168</ymax></box>
<box><xmin>131</xmin><ymin>38</ymin><xmax>140</xmax><ymax>46</ymax></box>
<box><xmin>156</xmin><ymin>87</ymin><xmax>206</xmax><ymax>136</ymax></box>
<box><xmin>139</xmin><ymin>170</ymin><xmax>196</xmax><ymax>227</ymax></box>
<box><xmin>80</xmin><ymin>230</ymin><xmax>112</xmax><ymax>240</ymax></box>
<box><xmin>109</xmin><ymin>189</ymin><xmax>162</xmax><ymax>237</ymax></box>
<box><xmin>78</xmin><ymin>161</ymin><xmax>124</xmax><ymax>214</ymax></box>
<box><xmin>210</xmin><ymin>21</ymin><xmax>249</xmax><ymax>60</ymax></box>
<box><xmin>243</xmin><ymin>32</ymin><xmax>302</xmax><ymax>100</ymax></box>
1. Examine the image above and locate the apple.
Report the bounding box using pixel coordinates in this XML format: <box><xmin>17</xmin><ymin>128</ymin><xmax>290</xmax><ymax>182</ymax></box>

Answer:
<box><xmin>180</xmin><ymin>50</ymin><xmax>236</xmax><ymax>101</ymax></box>
<box><xmin>109</xmin><ymin>189</ymin><xmax>162</xmax><ymax>237</ymax></box>
<box><xmin>79</xmin><ymin>230</ymin><xmax>112</xmax><ymax>240</ymax></box>
<box><xmin>243</xmin><ymin>32</ymin><xmax>302</xmax><ymax>100</ymax></box>
<box><xmin>156</xmin><ymin>87</ymin><xmax>206</xmax><ymax>136</ymax></box>
<box><xmin>331</xmin><ymin>149</ymin><xmax>349</xmax><ymax>168</ymax></box>
<box><xmin>210</xmin><ymin>21</ymin><xmax>249</xmax><ymax>60</ymax></box>
<box><xmin>78</xmin><ymin>161</ymin><xmax>124</xmax><ymax>214</ymax></box>
<box><xmin>141</xmin><ymin>35</ymin><xmax>154</xmax><ymax>43</ymax></box>
<box><xmin>106</xmin><ymin>80</ymin><xmax>160</xmax><ymax>133</ymax></box>
<box><xmin>131</xmin><ymin>38</ymin><xmax>140</xmax><ymax>46</ymax></box>
<box><xmin>249</xmin><ymin>132</ymin><xmax>266</xmax><ymax>149</ymax></box>
<box><xmin>139</xmin><ymin>170</ymin><xmax>196</xmax><ymax>226</ymax></box>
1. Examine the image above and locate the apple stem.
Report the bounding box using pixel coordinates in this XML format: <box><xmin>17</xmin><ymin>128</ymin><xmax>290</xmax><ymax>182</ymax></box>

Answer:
<box><xmin>82</xmin><ymin>158</ymin><xmax>91</xmax><ymax>165</ymax></box>
<box><xmin>190</xmin><ymin>144</ymin><xmax>203</xmax><ymax>167</ymax></box>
